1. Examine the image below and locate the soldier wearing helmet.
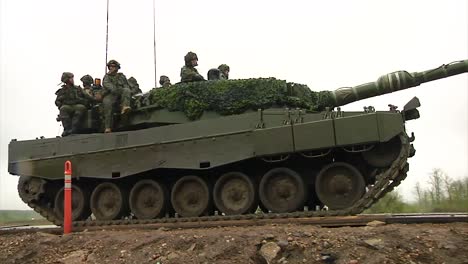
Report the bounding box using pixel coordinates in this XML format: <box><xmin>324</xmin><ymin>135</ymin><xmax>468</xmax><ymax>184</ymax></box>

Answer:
<box><xmin>218</xmin><ymin>64</ymin><xmax>230</xmax><ymax>80</ymax></box>
<box><xmin>80</xmin><ymin>74</ymin><xmax>94</xmax><ymax>93</ymax></box>
<box><xmin>159</xmin><ymin>75</ymin><xmax>171</xmax><ymax>88</ymax></box>
<box><xmin>102</xmin><ymin>59</ymin><xmax>132</xmax><ymax>133</ymax></box>
<box><xmin>55</xmin><ymin>72</ymin><xmax>88</xmax><ymax>136</ymax></box>
<box><xmin>80</xmin><ymin>74</ymin><xmax>102</xmax><ymax>106</ymax></box>
<box><xmin>180</xmin><ymin>51</ymin><xmax>205</xmax><ymax>83</ymax></box>
<box><xmin>127</xmin><ymin>77</ymin><xmax>142</xmax><ymax>95</ymax></box>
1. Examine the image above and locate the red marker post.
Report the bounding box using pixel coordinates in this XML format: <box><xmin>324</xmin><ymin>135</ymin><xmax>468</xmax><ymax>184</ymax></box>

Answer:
<box><xmin>64</xmin><ymin>160</ymin><xmax>72</xmax><ymax>234</ymax></box>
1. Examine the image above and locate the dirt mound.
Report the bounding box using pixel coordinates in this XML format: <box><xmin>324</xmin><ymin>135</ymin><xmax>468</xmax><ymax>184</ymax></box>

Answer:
<box><xmin>1</xmin><ymin>223</ymin><xmax>467</xmax><ymax>264</ymax></box>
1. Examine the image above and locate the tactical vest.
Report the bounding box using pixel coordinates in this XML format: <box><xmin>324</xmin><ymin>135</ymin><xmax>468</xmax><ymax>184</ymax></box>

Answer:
<box><xmin>55</xmin><ymin>85</ymin><xmax>87</xmax><ymax>106</ymax></box>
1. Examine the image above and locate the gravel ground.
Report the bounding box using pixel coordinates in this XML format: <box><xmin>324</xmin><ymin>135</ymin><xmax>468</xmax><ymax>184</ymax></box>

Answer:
<box><xmin>0</xmin><ymin>222</ymin><xmax>467</xmax><ymax>264</ymax></box>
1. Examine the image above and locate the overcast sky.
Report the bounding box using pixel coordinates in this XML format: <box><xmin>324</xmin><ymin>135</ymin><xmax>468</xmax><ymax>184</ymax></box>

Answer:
<box><xmin>0</xmin><ymin>0</ymin><xmax>467</xmax><ymax>210</ymax></box>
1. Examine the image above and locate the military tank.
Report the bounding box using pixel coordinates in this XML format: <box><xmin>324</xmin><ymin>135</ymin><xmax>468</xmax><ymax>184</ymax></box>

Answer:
<box><xmin>8</xmin><ymin>60</ymin><xmax>467</xmax><ymax>226</ymax></box>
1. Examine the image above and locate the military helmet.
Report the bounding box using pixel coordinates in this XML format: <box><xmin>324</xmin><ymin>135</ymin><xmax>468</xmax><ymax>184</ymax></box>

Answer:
<box><xmin>80</xmin><ymin>74</ymin><xmax>94</xmax><ymax>85</ymax></box>
<box><xmin>159</xmin><ymin>75</ymin><xmax>170</xmax><ymax>85</ymax></box>
<box><xmin>128</xmin><ymin>77</ymin><xmax>138</xmax><ymax>86</ymax></box>
<box><xmin>218</xmin><ymin>64</ymin><xmax>230</xmax><ymax>72</ymax></box>
<box><xmin>184</xmin><ymin>52</ymin><xmax>198</xmax><ymax>65</ymax></box>
<box><xmin>61</xmin><ymin>72</ymin><xmax>74</xmax><ymax>83</ymax></box>
<box><xmin>107</xmin><ymin>59</ymin><xmax>121</xmax><ymax>69</ymax></box>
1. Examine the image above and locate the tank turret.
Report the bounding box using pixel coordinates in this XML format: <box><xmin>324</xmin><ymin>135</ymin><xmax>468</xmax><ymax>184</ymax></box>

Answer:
<box><xmin>328</xmin><ymin>60</ymin><xmax>468</xmax><ymax>107</ymax></box>
<box><xmin>122</xmin><ymin>60</ymin><xmax>468</xmax><ymax>128</ymax></box>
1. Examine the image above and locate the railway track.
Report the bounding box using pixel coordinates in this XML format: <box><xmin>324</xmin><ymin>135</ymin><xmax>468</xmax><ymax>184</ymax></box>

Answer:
<box><xmin>1</xmin><ymin>213</ymin><xmax>467</xmax><ymax>235</ymax></box>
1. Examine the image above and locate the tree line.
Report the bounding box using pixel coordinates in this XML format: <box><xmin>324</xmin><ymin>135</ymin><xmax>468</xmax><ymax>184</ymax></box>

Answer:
<box><xmin>367</xmin><ymin>168</ymin><xmax>468</xmax><ymax>213</ymax></box>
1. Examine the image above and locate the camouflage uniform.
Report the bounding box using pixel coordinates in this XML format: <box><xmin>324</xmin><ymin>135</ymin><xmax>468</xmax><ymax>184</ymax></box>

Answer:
<box><xmin>55</xmin><ymin>72</ymin><xmax>87</xmax><ymax>136</ymax></box>
<box><xmin>80</xmin><ymin>75</ymin><xmax>94</xmax><ymax>97</ymax></box>
<box><xmin>127</xmin><ymin>77</ymin><xmax>142</xmax><ymax>95</ymax></box>
<box><xmin>180</xmin><ymin>52</ymin><xmax>205</xmax><ymax>83</ymax></box>
<box><xmin>159</xmin><ymin>75</ymin><xmax>171</xmax><ymax>88</ymax></box>
<box><xmin>218</xmin><ymin>64</ymin><xmax>230</xmax><ymax>80</ymax></box>
<box><xmin>102</xmin><ymin>60</ymin><xmax>132</xmax><ymax>132</ymax></box>
<box><xmin>80</xmin><ymin>74</ymin><xmax>99</xmax><ymax>107</ymax></box>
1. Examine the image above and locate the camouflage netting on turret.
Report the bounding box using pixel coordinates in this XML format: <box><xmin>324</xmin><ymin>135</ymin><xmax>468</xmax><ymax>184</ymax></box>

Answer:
<box><xmin>136</xmin><ymin>78</ymin><xmax>335</xmax><ymax>120</ymax></box>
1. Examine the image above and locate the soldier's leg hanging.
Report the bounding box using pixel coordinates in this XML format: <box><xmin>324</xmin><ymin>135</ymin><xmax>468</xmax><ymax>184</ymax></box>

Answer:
<box><xmin>59</xmin><ymin>105</ymin><xmax>73</xmax><ymax>136</ymax></box>
<box><xmin>102</xmin><ymin>94</ymin><xmax>116</xmax><ymax>132</ymax></box>
<box><xmin>71</xmin><ymin>104</ymin><xmax>87</xmax><ymax>134</ymax></box>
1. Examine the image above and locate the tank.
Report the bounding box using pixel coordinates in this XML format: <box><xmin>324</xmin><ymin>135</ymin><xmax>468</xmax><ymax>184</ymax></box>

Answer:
<box><xmin>8</xmin><ymin>60</ymin><xmax>468</xmax><ymax>225</ymax></box>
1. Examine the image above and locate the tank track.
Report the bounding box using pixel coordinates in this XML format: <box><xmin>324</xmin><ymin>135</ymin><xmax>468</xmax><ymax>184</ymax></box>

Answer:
<box><xmin>20</xmin><ymin>133</ymin><xmax>410</xmax><ymax>228</ymax></box>
<box><xmin>17</xmin><ymin>184</ymin><xmax>61</xmax><ymax>226</ymax></box>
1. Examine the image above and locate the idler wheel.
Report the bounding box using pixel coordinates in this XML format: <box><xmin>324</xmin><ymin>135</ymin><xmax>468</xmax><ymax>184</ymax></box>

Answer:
<box><xmin>90</xmin><ymin>182</ymin><xmax>128</xmax><ymax>220</ymax></box>
<box><xmin>171</xmin><ymin>176</ymin><xmax>210</xmax><ymax>217</ymax></box>
<box><xmin>17</xmin><ymin>176</ymin><xmax>46</xmax><ymax>203</ymax></box>
<box><xmin>259</xmin><ymin>168</ymin><xmax>306</xmax><ymax>213</ymax></box>
<box><xmin>129</xmin><ymin>179</ymin><xmax>167</xmax><ymax>219</ymax></box>
<box><xmin>54</xmin><ymin>184</ymin><xmax>91</xmax><ymax>221</ymax></box>
<box><xmin>315</xmin><ymin>162</ymin><xmax>365</xmax><ymax>210</ymax></box>
<box><xmin>213</xmin><ymin>172</ymin><xmax>256</xmax><ymax>215</ymax></box>
<box><xmin>362</xmin><ymin>136</ymin><xmax>402</xmax><ymax>168</ymax></box>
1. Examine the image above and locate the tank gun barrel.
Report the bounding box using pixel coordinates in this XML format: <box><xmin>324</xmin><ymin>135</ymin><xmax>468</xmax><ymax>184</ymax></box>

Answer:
<box><xmin>331</xmin><ymin>60</ymin><xmax>468</xmax><ymax>107</ymax></box>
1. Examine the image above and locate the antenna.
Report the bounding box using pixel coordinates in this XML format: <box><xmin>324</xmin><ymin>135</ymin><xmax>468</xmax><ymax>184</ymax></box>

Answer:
<box><xmin>105</xmin><ymin>0</ymin><xmax>110</xmax><ymax>74</ymax></box>
<box><xmin>153</xmin><ymin>0</ymin><xmax>157</xmax><ymax>88</ymax></box>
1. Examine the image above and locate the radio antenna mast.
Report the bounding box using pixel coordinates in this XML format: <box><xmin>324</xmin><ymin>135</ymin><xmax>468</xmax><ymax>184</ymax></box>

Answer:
<box><xmin>153</xmin><ymin>0</ymin><xmax>157</xmax><ymax>87</ymax></box>
<box><xmin>105</xmin><ymin>0</ymin><xmax>110</xmax><ymax>74</ymax></box>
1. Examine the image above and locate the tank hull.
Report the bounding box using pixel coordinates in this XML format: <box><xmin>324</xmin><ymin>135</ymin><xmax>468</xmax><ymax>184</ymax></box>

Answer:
<box><xmin>9</xmin><ymin>109</ymin><xmax>405</xmax><ymax>180</ymax></box>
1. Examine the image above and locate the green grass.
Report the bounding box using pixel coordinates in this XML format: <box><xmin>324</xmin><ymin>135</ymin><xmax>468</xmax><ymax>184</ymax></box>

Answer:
<box><xmin>0</xmin><ymin>210</ymin><xmax>48</xmax><ymax>225</ymax></box>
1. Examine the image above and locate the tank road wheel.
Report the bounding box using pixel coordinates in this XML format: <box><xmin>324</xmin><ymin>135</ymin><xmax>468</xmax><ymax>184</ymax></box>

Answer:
<box><xmin>259</xmin><ymin>168</ymin><xmax>306</xmax><ymax>213</ymax></box>
<box><xmin>315</xmin><ymin>162</ymin><xmax>365</xmax><ymax>210</ymax></box>
<box><xmin>90</xmin><ymin>182</ymin><xmax>129</xmax><ymax>220</ymax></box>
<box><xmin>54</xmin><ymin>185</ymin><xmax>91</xmax><ymax>221</ymax></box>
<box><xmin>129</xmin><ymin>180</ymin><xmax>167</xmax><ymax>219</ymax></box>
<box><xmin>213</xmin><ymin>172</ymin><xmax>256</xmax><ymax>215</ymax></box>
<box><xmin>362</xmin><ymin>136</ymin><xmax>402</xmax><ymax>168</ymax></box>
<box><xmin>171</xmin><ymin>176</ymin><xmax>210</xmax><ymax>217</ymax></box>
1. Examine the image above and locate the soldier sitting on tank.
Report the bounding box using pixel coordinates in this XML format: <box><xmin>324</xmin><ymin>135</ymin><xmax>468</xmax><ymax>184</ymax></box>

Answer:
<box><xmin>180</xmin><ymin>51</ymin><xmax>205</xmax><ymax>83</ymax></box>
<box><xmin>218</xmin><ymin>64</ymin><xmax>230</xmax><ymax>80</ymax></box>
<box><xmin>159</xmin><ymin>75</ymin><xmax>171</xmax><ymax>88</ymax></box>
<box><xmin>80</xmin><ymin>74</ymin><xmax>102</xmax><ymax>107</ymax></box>
<box><xmin>102</xmin><ymin>59</ymin><xmax>132</xmax><ymax>133</ymax></box>
<box><xmin>81</xmin><ymin>74</ymin><xmax>94</xmax><ymax>97</ymax></box>
<box><xmin>127</xmin><ymin>77</ymin><xmax>143</xmax><ymax>95</ymax></box>
<box><xmin>55</xmin><ymin>72</ymin><xmax>88</xmax><ymax>137</ymax></box>
<box><xmin>207</xmin><ymin>64</ymin><xmax>230</xmax><ymax>80</ymax></box>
